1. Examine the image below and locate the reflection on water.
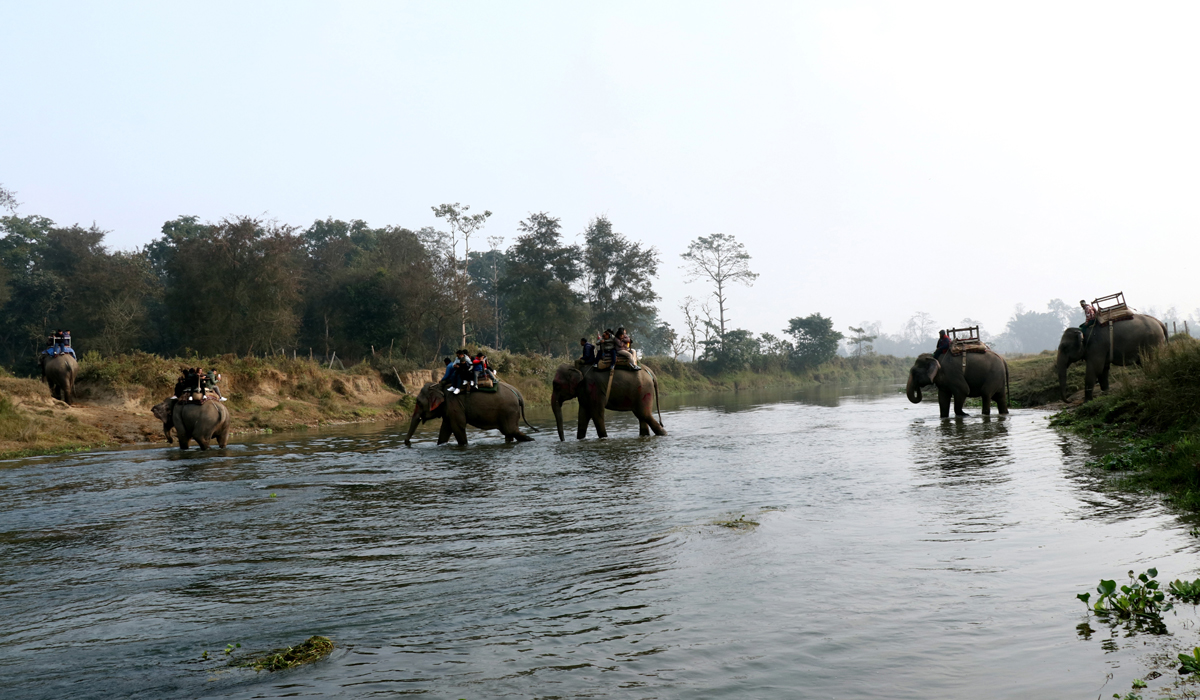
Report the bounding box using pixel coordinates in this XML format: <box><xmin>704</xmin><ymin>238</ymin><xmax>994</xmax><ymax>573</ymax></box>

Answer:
<box><xmin>2</xmin><ymin>385</ymin><xmax>1199</xmax><ymax>699</ymax></box>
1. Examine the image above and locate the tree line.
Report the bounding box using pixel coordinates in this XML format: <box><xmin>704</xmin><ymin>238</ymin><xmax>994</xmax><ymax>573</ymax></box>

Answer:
<box><xmin>0</xmin><ymin>197</ymin><xmax>676</xmax><ymax>369</ymax></box>
<box><xmin>0</xmin><ymin>184</ymin><xmax>858</xmax><ymax>374</ymax></box>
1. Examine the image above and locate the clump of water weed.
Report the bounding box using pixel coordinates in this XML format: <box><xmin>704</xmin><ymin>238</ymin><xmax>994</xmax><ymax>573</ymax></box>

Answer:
<box><xmin>232</xmin><ymin>635</ymin><xmax>334</xmax><ymax>672</ymax></box>
<box><xmin>713</xmin><ymin>514</ymin><xmax>759</xmax><ymax>530</ymax></box>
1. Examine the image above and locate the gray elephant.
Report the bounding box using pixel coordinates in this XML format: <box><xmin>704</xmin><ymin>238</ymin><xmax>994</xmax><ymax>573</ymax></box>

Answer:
<box><xmin>39</xmin><ymin>352</ymin><xmax>78</xmax><ymax>405</ymax></box>
<box><xmin>173</xmin><ymin>400</ymin><xmax>231</xmax><ymax>450</ymax></box>
<box><xmin>1056</xmin><ymin>314</ymin><xmax>1167</xmax><ymax>401</ymax></box>
<box><xmin>151</xmin><ymin>400</ymin><xmax>176</xmax><ymax>443</ymax></box>
<box><xmin>551</xmin><ymin>364</ymin><xmax>665</xmax><ymax>440</ymax></box>
<box><xmin>404</xmin><ymin>381</ymin><xmax>535</xmax><ymax>446</ymax></box>
<box><xmin>906</xmin><ymin>350</ymin><xmax>1009</xmax><ymax>418</ymax></box>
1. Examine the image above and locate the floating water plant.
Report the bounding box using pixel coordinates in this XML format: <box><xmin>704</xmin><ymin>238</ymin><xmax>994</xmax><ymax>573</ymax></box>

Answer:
<box><xmin>713</xmin><ymin>514</ymin><xmax>759</xmax><ymax>530</ymax></box>
<box><xmin>1167</xmin><ymin>578</ymin><xmax>1200</xmax><ymax>605</ymax></box>
<box><xmin>1078</xmin><ymin>569</ymin><xmax>1171</xmax><ymax>620</ymax></box>
<box><xmin>1180</xmin><ymin>647</ymin><xmax>1200</xmax><ymax>674</ymax></box>
<box><xmin>232</xmin><ymin>635</ymin><xmax>334</xmax><ymax>672</ymax></box>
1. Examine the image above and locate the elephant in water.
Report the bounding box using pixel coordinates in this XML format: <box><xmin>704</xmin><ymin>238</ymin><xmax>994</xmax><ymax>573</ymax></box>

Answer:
<box><xmin>1056</xmin><ymin>314</ymin><xmax>1167</xmax><ymax>401</ymax></box>
<box><xmin>551</xmin><ymin>364</ymin><xmax>665</xmax><ymax>440</ymax></box>
<box><xmin>404</xmin><ymin>382</ymin><xmax>534</xmax><ymax>446</ymax></box>
<box><xmin>173</xmin><ymin>400</ymin><xmax>231</xmax><ymax>450</ymax></box>
<box><xmin>906</xmin><ymin>350</ymin><xmax>1009</xmax><ymax>418</ymax></box>
<box><xmin>39</xmin><ymin>353</ymin><xmax>78</xmax><ymax>405</ymax></box>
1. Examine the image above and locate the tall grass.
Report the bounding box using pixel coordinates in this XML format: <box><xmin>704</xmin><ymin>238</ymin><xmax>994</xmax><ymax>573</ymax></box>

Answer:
<box><xmin>1053</xmin><ymin>337</ymin><xmax>1200</xmax><ymax>511</ymax></box>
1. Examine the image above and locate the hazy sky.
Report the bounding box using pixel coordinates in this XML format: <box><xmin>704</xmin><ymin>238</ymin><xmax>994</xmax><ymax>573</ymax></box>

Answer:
<box><xmin>2</xmin><ymin>2</ymin><xmax>1198</xmax><ymax>340</ymax></box>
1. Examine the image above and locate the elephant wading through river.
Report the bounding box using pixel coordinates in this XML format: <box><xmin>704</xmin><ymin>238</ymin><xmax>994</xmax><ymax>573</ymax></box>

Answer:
<box><xmin>173</xmin><ymin>400</ymin><xmax>231</xmax><ymax>450</ymax></box>
<box><xmin>404</xmin><ymin>381</ymin><xmax>534</xmax><ymax>446</ymax></box>
<box><xmin>1056</xmin><ymin>314</ymin><xmax>1167</xmax><ymax>401</ymax></box>
<box><xmin>906</xmin><ymin>350</ymin><xmax>1009</xmax><ymax>418</ymax></box>
<box><xmin>40</xmin><ymin>353</ymin><xmax>78</xmax><ymax>405</ymax></box>
<box><xmin>551</xmin><ymin>364</ymin><xmax>666</xmax><ymax>440</ymax></box>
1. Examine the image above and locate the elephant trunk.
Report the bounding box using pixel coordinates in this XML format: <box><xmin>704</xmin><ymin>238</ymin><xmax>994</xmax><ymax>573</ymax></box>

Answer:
<box><xmin>551</xmin><ymin>392</ymin><xmax>565</xmax><ymax>441</ymax></box>
<box><xmin>404</xmin><ymin>409</ymin><xmax>422</xmax><ymax>446</ymax></box>
<box><xmin>1057</xmin><ymin>355</ymin><xmax>1069</xmax><ymax>402</ymax></box>
<box><xmin>906</xmin><ymin>373</ymin><xmax>922</xmax><ymax>404</ymax></box>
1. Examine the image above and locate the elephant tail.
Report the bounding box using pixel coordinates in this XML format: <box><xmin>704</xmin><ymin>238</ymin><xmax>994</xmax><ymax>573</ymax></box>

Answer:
<box><xmin>509</xmin><ymin>384</ymin><xmax>539</xmax><ymax>432</ymax></box>
<box><xmin>1005</xmin><ymin>357</ymin><xmax>1010</xmax><ymax>401</ymax></box>
<box><xmin>653</xmin><ymin>372</ymin><xmax>664</xmax><ymax>428</ymax></box>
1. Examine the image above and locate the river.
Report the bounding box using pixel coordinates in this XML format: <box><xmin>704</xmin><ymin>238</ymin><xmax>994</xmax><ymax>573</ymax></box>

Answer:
<box><xmin>2</xmin><ymin>385</ymin><xmax>1199</xmax><ymax>699</ymax></box>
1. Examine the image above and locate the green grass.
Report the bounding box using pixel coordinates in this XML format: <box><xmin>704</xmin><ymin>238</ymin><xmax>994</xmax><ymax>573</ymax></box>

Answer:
<box><xmin>1052</xmin><ymin>337</ymin><xmax>1200</xmax><ymax>511</ymax></box>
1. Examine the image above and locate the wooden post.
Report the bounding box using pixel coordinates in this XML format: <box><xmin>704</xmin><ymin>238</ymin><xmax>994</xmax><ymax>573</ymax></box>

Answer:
<box><xmin>329</xmin><ymin>351</ymin><xmax>337</xmax><ymax>370</ymax></box>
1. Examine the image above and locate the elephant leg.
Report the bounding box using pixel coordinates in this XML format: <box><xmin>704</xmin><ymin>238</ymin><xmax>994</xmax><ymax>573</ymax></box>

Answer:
<box><xmin>453</xmin><ymin>422</ymin><xmax>468</xmax><ymax>445</ymax></box>
<box><xmin>1099</xmin><ymin>364</ymin><xmax>1111</xmax><ymax>393</ymax></box>
<box><xmin>506</xmin><ymin>435</ymin><xmax>514</xmax><ymax>443</ymax></box>
<box><xmin>217</xmin><ymin>424</ymin><xmax>230</xmax><ymax>448</ymax></box>
<box><xmin>576</xmin><ymin>404</ymin><xmax>590</xmax><ymax>440</ymax></box>
<box><xmin>938</xmin><ymin>389</ymin><xmax>951</xmax><ymax>419</ymax></box>
<box><xmin>981</xmin><ymin>393</ymin><xmax>991</xmax><ymax>415</ymax></box>
<box><xmin>1084</xmin><ymin>363</ymin><xmax>1097</xmax><ymax>401</ymax></box>
<box><xmin>953</xmin><ymin>393</ymin><xmax>967</xmax><ymax>416</ymax></box>
<box><xmin>437</xmin><ymin>421</ymin><xmax>451</xmax><ymax>445</ymax></box>
<box><xmin>997</xmin><ymin>390</ymin><xmax>1009</xmax><ymax>415</ymax></box>
<box><xmin>592</xmin><ymin>408</ymin><xmax>608</xmax><ymax>439</ymax></box>
<box><xmin>511</xmin><ymin>431</ymin><xmax>534</xmax><ymax>442</ymax></box>
<box><xmin>639</xmin><ymin>420</ymin><xmax>650</xmax><ymax>436</ymax></box>
<box><xmin>178</xmin><ymin>431</ymin><xmax>191</xmax><ymax>450</ymax></box>
<box><xmin>196</xmin><ymin>436</ymin><xmax>211</xmax><ymax>450</ymax></box>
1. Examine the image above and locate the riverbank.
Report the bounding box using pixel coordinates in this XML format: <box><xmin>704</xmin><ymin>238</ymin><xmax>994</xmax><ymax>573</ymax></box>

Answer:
<box><xmin>1050</xmin><ymin>336</ymin><xmax>1200</xmax><ymax>511</ymax></box>
<box><xmin>0</xmin><ymin>350</ymin><xmax>913</xmax><ymax>458</ymax></box>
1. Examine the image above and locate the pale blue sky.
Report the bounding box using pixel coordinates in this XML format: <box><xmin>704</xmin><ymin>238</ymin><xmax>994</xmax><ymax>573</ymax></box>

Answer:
<box><xmin>2</xmin><ymin>1</ymin><xmax>1198</xmax><ymax>339</ymax></box>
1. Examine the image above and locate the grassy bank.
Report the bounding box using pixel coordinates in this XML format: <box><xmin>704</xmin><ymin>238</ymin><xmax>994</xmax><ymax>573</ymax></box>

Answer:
<box><xmin>0</xmin><ymin>350</ymin><xmax>918</xmax><ymax>458</ymax></box>
<box><xmin>1051</xmin><ymin>337</ymin><xmax>1200</xmax><ymax>511</ymax></box>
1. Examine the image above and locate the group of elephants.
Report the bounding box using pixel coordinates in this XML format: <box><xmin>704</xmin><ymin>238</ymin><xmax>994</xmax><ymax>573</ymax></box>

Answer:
<box><xmin>906</xmin><ymin>313</ymin><xmax>1169</xmax><ymax>418</ymax></box>
<box><xmin>35</xmin><ymin>312</ymin><xmax>1168</xmax><ymax>450</ymax></box>
<box><xmin>402</xmin><ymin>363</ymin><xmax>666</xmax><ymax>447</ymax></box>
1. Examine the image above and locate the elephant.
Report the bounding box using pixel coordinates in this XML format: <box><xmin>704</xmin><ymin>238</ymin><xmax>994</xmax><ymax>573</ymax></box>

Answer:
<box><xmin>1056</xmin><ymin>314</ymin><xmax>1167</xmax><ymax>401</ymax></box>
<box><xmin>172</xmin><ymin>400</ymin><xmax>231</xmax><ymax>450</ymax></box>
<box><xmin>39</xmin><ymin>352</ymin><xmax>78</xmax><ymax>405</ymax></box>
<box><xmin>551</xmin><ymin>364</ymin><xmax>666</xmax><ymax>440</ymax></box>
<box><xmin>151</xmin><ymin>400</ymin><xmax>176</xmax><ymax>443</ymax></box>
<box><xmin>906</xmin><ymin>350</ymin><xmax>1009</xmax><ymax>418</ymax></box>
<box><xmin>404</xmin><ymin>381</ymin><xmax>535</xmax><ymax>446</ymax></box>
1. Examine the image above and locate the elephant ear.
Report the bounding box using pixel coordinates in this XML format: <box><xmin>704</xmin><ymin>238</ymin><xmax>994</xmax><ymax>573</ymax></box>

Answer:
<box><xmin>429</xmin><ymin>394</ymin><xmax>444</xmax><ymax>413</ymax></box>
<box><xmin>927</xmin><ymin>361</ymin><xmax>939</xmax><ymax>383</ymax></box>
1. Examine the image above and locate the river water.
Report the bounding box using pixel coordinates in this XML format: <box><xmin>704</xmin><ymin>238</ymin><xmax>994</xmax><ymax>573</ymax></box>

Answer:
<box><xmin>3</xmin><ymin>385</ymin><xmax>1200</xmax><ymax>699</ymax></box>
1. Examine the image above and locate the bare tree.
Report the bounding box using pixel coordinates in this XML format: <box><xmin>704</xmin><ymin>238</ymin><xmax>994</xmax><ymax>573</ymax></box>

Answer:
<box><xmin>680</xmin><ymin>233</ymin><xmax>757</xmax><ymax>337</ymax></box>
<box><xmin>903</xmin><ymin>311</ymin><xmax>937</xmax><ymax>346</ymax></box>
<box><xmin>487</xmin><ymin>235</ymin><xmax>504</xmax><ymax>349</ymax></box>
<box><xmin>0</xmin><ymin>183</ymin><xmax>18</xmax><ymax>213</ymax></box>
<box><xmin>433</xmin><ymin>203</ymin><xmax>492</xmax><ymax>349</ymax></box>
<box><xmin>847</xmin><ymin>325</ymin><xmax>877</xmax><ymax>358</ymax></box>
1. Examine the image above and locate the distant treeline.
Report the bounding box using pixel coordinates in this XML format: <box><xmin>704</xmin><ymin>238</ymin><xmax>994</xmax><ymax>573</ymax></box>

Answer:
<box><xmin>0</xmin><ymin>208</ymin><xmax>673</xmax><ymax>369</ymax></box>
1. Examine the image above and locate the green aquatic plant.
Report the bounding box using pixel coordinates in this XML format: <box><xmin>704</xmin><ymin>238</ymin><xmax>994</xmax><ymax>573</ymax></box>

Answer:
<box><xmin>1168</xmin><ymin>578</ymin><xmax>1200</xmax><ymax>604</ymax></box>
<box><xmin>713</xmin><ymin>514</ymin><xmax>759</xmax><ymax>530</ymax></box>
<box><xmin>1078</xmin><ymin>569</ymin><xmax>1171</xmax><ymax>620</ymax></box>
<box><xmin>232</xmin><ymin>635</ymin><xmax>334</xmax><ymax>672</ymax></box>
<box><xmin>1180</xmin><ymin>648</ymin><xmax>1200</xmax><ymax>674</ymax></box>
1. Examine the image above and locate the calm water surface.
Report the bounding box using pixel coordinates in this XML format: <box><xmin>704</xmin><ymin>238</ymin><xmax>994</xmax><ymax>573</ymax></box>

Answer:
<box><xmin>2</xmin><ymin>386</ymin><xmax>1199</xmax><ymax>699</ymax></box>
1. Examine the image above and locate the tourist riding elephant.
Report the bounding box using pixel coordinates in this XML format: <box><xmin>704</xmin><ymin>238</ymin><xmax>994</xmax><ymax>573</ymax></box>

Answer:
<box><xmin>551</xmin><ymin>364</ymin><xmax>666</xmax><ymax>440</ymax></box>
<box><xmin>1056</xmin><ymin>314</ymin><xmax>1167</xmax><ymax>401</ymax></box>
<box><xmin>906</xmin><ymin>350</ymin><xmax>1009</xmax><ymax>418</ymax></box>
<box><xmin>403</xmin><ymin>381</ymin><xmax>535</xmax><ymax>446</ymax></box>
<box><xmin>39</xmin><ymin>353</ymin><xmax>78</xmax><ymax>405</ymax></box>
<box><xmin>173</xmin><ymin>400</ymin><xmax>231</xmax><ymax>450</ymax></box>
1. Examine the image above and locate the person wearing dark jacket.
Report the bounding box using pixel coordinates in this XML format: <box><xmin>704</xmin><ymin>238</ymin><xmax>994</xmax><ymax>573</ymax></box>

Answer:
<box><xmin>934</xmin><ymin>330</ymin><xmax>951</xmax><ymax>359</ymax></box>
<box><xmin>580</xmin><ymin>337</ymin><xmax>596</xmax><ymax>366</ymax></box>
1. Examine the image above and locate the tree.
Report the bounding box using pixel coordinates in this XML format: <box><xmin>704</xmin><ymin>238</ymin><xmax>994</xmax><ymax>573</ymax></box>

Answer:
<box><xmin>582</xmin><ymin>216</ymin><xmax>660</xmax><ymax>338</ymax></box>
<box><xmin>500</xmin><ymin>212</ymin><xmax>585</xmax><ymax>354</ymax></box>
<box><xmin>157</xmin><ymin>217</ymin><xmax>303</xmax><ymax>355</ymax></box>
<box><xmin>847</xmin><ymin>325</ymin><xmax>877</xmax><ymax>357</ymax></box>
<box><xmin>699</xmin><ymin>328</ymin><xmax>760</xmax><ymax>373</ymax></box>
<box><xmin>432</xmin><ymin>203</ymin><xmax>492</xmax><ymax>349</ymax></box>
<box><xmin>0</xmin><ymin>184</ymin><xmax>18</xmax><ymax>213</ymax></box>
<box><xmin>680</xmin><ymin>233</ymin><xmax>757</xmax><ymax>339</ymax></box>
<box><xmin>902</xmin><ymin>311</ymin><xmax>937</xmax><ymax>346</ymax></box>
<box><xmin>786</xmin><ymin>314</ymin><xmax>843</xmax><ymax>369</ymax></box>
